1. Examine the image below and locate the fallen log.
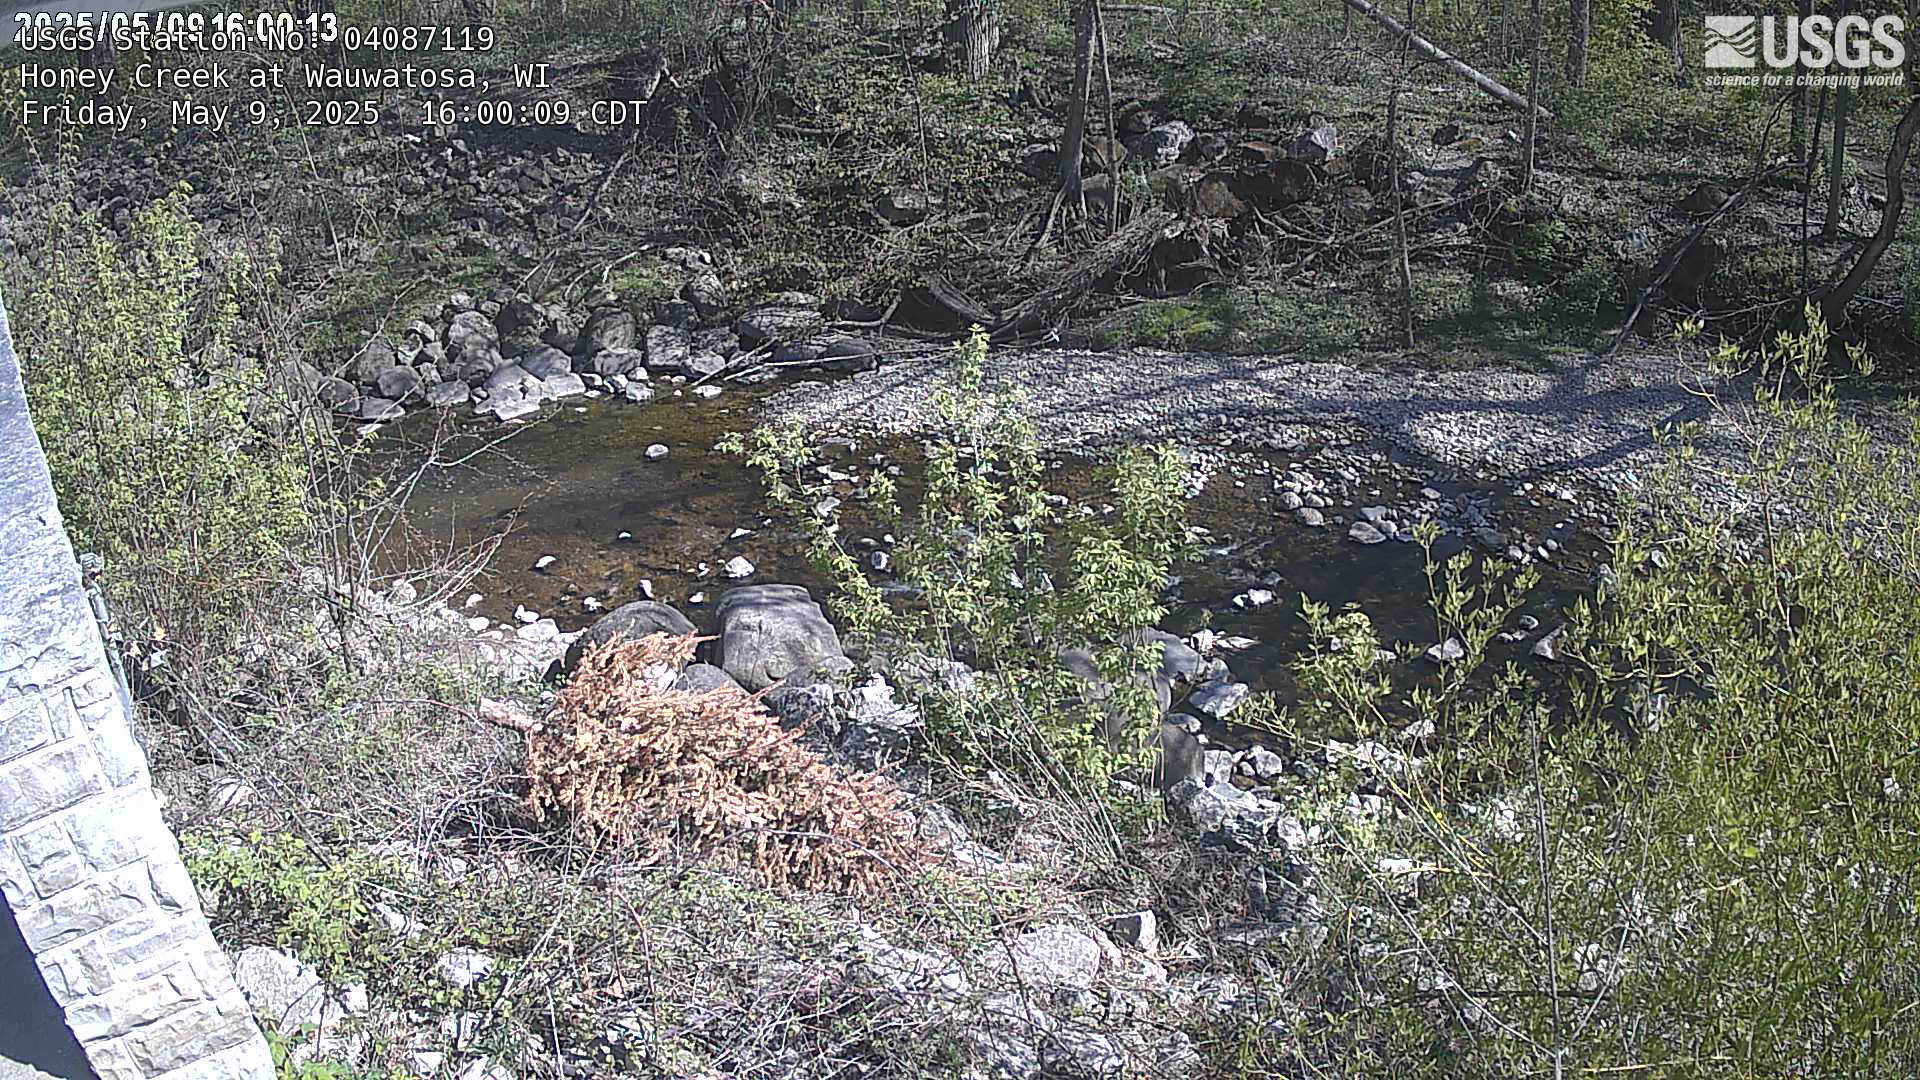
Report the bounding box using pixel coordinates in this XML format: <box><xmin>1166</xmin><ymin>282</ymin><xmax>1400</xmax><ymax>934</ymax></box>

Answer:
<box><xmin>1341</xmin><ymin>0</ymin><xmax>1551</xmax><ymax>120</ymax></box>
<box><xmin>924</xmin><ymin>273</ymin><xmax>999</xmax><ymax>326</ymax></box>
<box><xmin>992</xmin><ymin>208</ymin><xmax>1178</xmax><ymax>341</ymax></box>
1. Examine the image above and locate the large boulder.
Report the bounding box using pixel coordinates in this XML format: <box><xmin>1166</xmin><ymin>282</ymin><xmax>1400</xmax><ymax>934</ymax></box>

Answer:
<box><xmin>855</xmin><ymin>928</ymin><xmax>970</xmax><ymax>1004</ymax></box>
<box><xmin>733</xmin><ymin>302</ymin><xmax>824</xmax><ymax>346</ymax></box>
<box><xmin>232</xmin><ymin>946</ymin><xmax>364</xmax><ymax>1053</ymax></box>
<box><xmin>980</xmin><ymin>925</ymin><xmax>1102</xmax><ymax>992</ymax></box>
<box><xmin>315</xmin><ymin>376</ymin><xmax>357</xmax><ymax>412</ymax></box>
<box><xmin>1168</xmin><ymin>779</ymin><xmax>1300</xmax><ymax>851</ymax></box>
<box><xmin>643</xmin><ymin>324</ymin><xmax>691</xmax><ymax>373</ymax></box>
<box><xmin>564</xmin><ymin>600</ymin><xmax>697</xmax><ymax>670</ymax></box>
<box><xmin>482</xmin><ymin>390</ymin><xmax>541</xmax><ymax>422</ymax></box>
<box><xmin>588</xmin><ymin>347</ymin><xmax>646</xmax><ymax>379</ymax></box>
<box><xmin>445</xmin><ymin>310</ymin><xmax>501</xmax><ymax>361</ymax></box>
<box><xmin>1187</xmin><ymin>172</ymin><xmax>1251</xmax><ymax>219</ymax></box>
<box><xmin>681</xmin><ymin>272</ymin><xmax>728</xmax><ymax>321</ymax></box>
<box><xmin>347</xmin><ymin>340</ymin><xmax>398</xmax><ymax>386</ymax></box>
<box><xmin>446</xmin><ymin>311</ymin><xmax>504</xmax><ymax>383</ymax></box>
<box><xmin>375</xmin><ymin>365</ymin><xmax>424</xmax><ymax>402</ymax></box>
<box><xmin>1127</xmin><ymin>120</ymin><xmax>1195</xmax><ymax>168</ymax></box>
<box><xmin>673</xmin><ymin>662</ymin><xmax>744</xmax><ymax>694</ymax></box>
<box><xmin>580</xmin><ymin>308</ymin><xmax>636</xmax><ymax>356</ymax></box>
<box><xmin>354</xmin><ymin>396</ymin><xmax>404</xmax><ymax>422</ymax></box>
<box><xmin>684</xmin><ymin>351</ymin><xmax>727</xmax><ymax>379</ymax></box>
<box><xmin>1187</xmin><ymin>677</ymin><xmax>1250</xmax><ymax>718</ymax></box>
<box><xmin>540</xmin><ymin>373</ymin><xmax>587</xmax><ymax>400</ymax></box>
<box><xmin>772</xmin><ymin>342</ymin><xmax>826</xmax><ymax>366</ymax></box>
<box><xmin>277</xmin><ymin>358</ymin><xmax>325</xmax><ymax>396</ymax></box>
<box><xmin>715</xmin><ymin>585</ymin><xmax>849</xmax><ymax>692</ymax></box>
<box><xmin>651</xmin><ymin>300</ymin><xmax>701</xmax><ymax>329</ymax></box>
<box><xmin>519</xmin><ymin>346</ymin><xmax>572</xmax><ymax>380</ymax></box>
<box><xmin>450</xmin><ymin>351</ymin><xmax>502</xmax><ymax>386</ymax></box>
<box><xmin>483</xmin><ymin>363</ymin><xmax>541</xmax><ymax>395</ymax></box>
<box><xmin>424</xmin><ymin>380</ymin><xmax>470</xmax><ymax>408</ymax></box>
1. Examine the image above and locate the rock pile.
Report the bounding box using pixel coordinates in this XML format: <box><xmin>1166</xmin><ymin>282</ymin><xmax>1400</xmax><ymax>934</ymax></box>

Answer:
<box><xmin>288</xmin><ymin>261</ymin><xmax>882</xmax><ymax>427</ymax></box>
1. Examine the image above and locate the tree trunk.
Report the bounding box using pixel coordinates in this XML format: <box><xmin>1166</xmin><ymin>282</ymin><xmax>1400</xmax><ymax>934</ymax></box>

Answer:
<box><xmin>1095</xmin><ymin>0</ymin><xmax>1119</xmax><ymax>228</ymax></box>
<box><xmin>1059</xmin><ymin>0</ymin><xmax>1097</xmax><ymax>203</ymax></box>
<box><xmin>1790</xmin><ymin>0</ymin><xmax>1812</xmax><ymax>157</ymax></box>
<box><xmin>1820</xmin><ymin>0</ymin><xmax>1856</xmax><ymax>242</ymax></box>
<box><xmin>1821</xmin><ymin>96</ymin><xmax>1920</xmax><ymax>327</ymax></box>
<box><xmin>1521</xmin><ymin>0</ymin><xmax>1543</xmax><ymax>191</ymax></box>
<box><xmin>1388</xmin><ymin>86</ymin><xmax>1414</xmax><ymax>348</ymax></box>
<box><xmin>1823</xmin><ymin>81</ymin><xmax>1851</xmax><ymax>241</ymax></box>
<box><xmin>1649</xmin><ymin>0</ymin><xmax>1685</xmax><ymax>85</ymax></box>
<box><xmin>945</xmin><ymin>0</ymin><xmax>1000</xmax><ymax>81</ymax></box>
<box><xmin>1565</xmin><ymin>0</ymin><xmax>1589</xmax><ymax>87</ymax></box>
<box><xmin>1802</xmin><ymin>85</ymin><xmax>1829</xmax><ymax>291</ymax></box>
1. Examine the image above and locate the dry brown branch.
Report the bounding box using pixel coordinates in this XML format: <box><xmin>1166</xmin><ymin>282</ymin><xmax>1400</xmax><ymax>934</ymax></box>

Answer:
<box><xmin>993</xmin><ymin>208</ymin><xmax>1178</xmax><ymax>340</ymax></box>
<box><xmin>517</xmin><ymin>633</ymin><xmax>935</xmax><ymax>896</ymax></box>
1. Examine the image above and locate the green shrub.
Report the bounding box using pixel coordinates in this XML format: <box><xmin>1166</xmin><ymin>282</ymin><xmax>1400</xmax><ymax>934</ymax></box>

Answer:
<box><xmin>725</xmin><ymin>327</ymin><xmax>1191</xmax><ymax>788</ymax></box>
<box><xmin>8</xmin><ymin>191</ymin><xmax>321</xmax><ymax>676</ymax></box>
<box><xmin>1124</xmin><ymin>301</ymin><xmax>1228</xmax><ymax>350</ymax></box>
<box><xmin>1270</xmin><ymin>307</ymin><xmax>1920</xmax><ymax>1076</ymax></box>
<box><xmin>185</xmin><ymin>831</ymin><xmax>396</xmax><ymax>984</ymax></box>
<box><xmin>606</xmin><ymin>257</ymin><xmax>680</xmax><ymax>312</ymax></box>
<box><xmin>1710</xmin><ymin>244</ymin><xmax>1801</xmax><ymax>304</ymax></box>
<box><xmin>1511</xmin><ymin>193</ymin><xmax>1574</xmax><ymax>268</ymax></box>
<box><xmin>1552</xmin><ymin>253</ymin><xmax>1622</xmax><ymax>317</ymax></box>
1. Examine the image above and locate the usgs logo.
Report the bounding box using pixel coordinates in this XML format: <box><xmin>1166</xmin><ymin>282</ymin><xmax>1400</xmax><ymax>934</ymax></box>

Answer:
<box><xmin>1704</xmin><ymin>14</ymin><xmax>1906</xmax><ymax>69</ymax></box>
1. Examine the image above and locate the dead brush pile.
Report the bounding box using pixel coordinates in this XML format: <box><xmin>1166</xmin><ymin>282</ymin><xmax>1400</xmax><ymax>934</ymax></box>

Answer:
<box><xmin>504</xmin><ymin>633</ymin><xmax>933</xmax><ymax>896</ymax></box>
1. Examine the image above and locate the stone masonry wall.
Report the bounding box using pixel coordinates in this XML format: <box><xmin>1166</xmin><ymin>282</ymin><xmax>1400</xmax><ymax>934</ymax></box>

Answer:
<box><xmin>0</xmin><ymin>296</ymin><xmax>274</xmax><ymax>1079</ymax></box>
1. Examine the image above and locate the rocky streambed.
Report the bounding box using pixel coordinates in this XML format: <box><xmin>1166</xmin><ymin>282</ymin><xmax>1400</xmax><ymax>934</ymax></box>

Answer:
<box><xmin>381</xmin><ymin>353</ymin><xmax>1617</xmax><ymax>752</ymax></box>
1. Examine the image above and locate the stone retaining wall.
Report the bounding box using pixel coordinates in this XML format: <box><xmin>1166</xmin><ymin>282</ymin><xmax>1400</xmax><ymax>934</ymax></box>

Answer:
<box><xmin>0</xmin><ymin>295</ymin><xmax>273</xmax><ymax>1079</ymax></box>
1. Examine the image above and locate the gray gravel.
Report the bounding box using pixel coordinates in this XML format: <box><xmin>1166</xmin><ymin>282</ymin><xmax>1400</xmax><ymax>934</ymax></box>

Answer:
<box><xmin>766</xmin><ymin>344</ymin><xmax>1749</xmax><ymax>492</ymax></box>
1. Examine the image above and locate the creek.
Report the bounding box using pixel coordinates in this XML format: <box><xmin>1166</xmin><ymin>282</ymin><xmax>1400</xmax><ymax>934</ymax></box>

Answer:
<box><xmin>385</xmin><ymin>373</ymin><xmax>1610</xmax><ymax>740</ymax></box>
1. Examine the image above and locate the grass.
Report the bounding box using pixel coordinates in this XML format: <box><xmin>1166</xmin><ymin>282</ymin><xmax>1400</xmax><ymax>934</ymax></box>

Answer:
<box><xmin>605</xmin><ymin>256</ymin><xmax>683</xmax><ymax>313</ymax></box>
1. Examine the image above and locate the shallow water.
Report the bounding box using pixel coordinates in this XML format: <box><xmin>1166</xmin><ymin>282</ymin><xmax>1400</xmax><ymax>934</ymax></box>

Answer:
<box><xmin>382</xmin><ymin>379</ymin><xmax>1606</xmax><ymax>724</ymax></box>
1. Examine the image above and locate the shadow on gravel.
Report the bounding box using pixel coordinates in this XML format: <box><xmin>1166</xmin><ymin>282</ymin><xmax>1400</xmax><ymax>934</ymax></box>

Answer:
<box><xmin>784</xmin><ymin>347</ymin><xmax>1723</xmax><ymax>487</ymax></box>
